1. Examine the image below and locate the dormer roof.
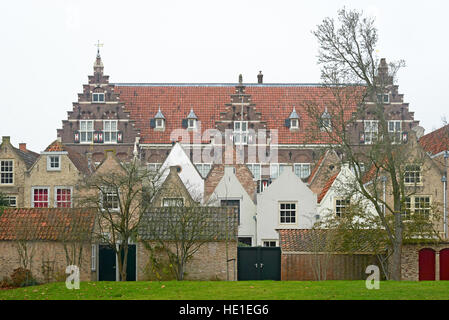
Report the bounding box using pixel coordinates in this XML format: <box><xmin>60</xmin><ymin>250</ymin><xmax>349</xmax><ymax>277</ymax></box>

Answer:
<box><xmin>154</xmin><ymin>107</ymin><xmax>165</xmax><ymax>119</ymax></box>
<box><xmin>288</xmin><ymin>107</ymin><xmax>300</xmax><ymax>119</ymax></box>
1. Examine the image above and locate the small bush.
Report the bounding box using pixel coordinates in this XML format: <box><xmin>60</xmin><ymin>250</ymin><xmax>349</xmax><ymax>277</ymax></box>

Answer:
<box><xmin>10</xmin><ymin>268</ymin><xmax>38</xmax><ymax>287</ymax></box>
<box><xmin>0</xmin><ymin>276</ymin><xmax>12</xmax><ymax>288</ymax></box>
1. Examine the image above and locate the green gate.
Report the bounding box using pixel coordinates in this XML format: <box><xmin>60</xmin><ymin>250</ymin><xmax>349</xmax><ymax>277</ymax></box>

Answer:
<box><xmin>237</xmin><ymin>247</ymin><xmax>281</xmax><ymax>281</ymax></box>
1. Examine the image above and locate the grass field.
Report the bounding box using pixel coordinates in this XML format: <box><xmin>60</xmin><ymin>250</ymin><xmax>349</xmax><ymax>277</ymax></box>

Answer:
<box><xmin>1</xmin><ymin>280</ymin><xmax>449</xmax><ymax>300</ymax></box>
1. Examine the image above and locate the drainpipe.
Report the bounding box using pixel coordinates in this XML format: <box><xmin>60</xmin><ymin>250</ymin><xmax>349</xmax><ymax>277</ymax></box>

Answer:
<box><xmin>253</xmin><ymin>215</ymin><xmax>258</xmax><ymax>246</ymax></box>
<box><xmin>443</xmin><ymin>151</ymin><xmax>449</xmax><ymax>239</ymax></box>
<box><xmin>381</xmin><ymin>176</ymin><xmax>387</xmax><ymax>214</ymax></box>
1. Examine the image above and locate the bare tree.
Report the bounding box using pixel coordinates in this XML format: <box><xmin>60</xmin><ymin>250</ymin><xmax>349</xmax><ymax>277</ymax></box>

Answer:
<box><xmin>76</xmin><ymin>158</ymin><xmax>162</xmax><ymax>281</ymax></box>
<box><xmin>139</xmin><ymin>206</ymin><xmax>237</xmax><ymax>281</ymax></box>
<box><xmin>309</xmin><ymin>8</ymin><xmax>439</xmax><ymax>280</ymax></box>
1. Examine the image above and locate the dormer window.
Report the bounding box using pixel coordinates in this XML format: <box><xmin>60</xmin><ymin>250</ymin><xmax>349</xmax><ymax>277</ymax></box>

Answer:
<box><xmin>188</xmin><ymin>119</ymin><xmax>196</xmax><ymax>129</ymax></box>
<box><xmin>287</xmin><ymin>107</ymin><xmax>300</xmax><ymax>130</ymax></box>
<box><xmin>151</xmin><ymin>107</ymin><xmax>166</xmax><ymax>130</ymax></box>
<box><xmin>47</xmin><ymin>155</ymin><xmax>61</xmax><ymax>171</ymax></box>
<box><xmin>185</xmin><ymin>108</ymin><xmax>198</xmax><ymax>130</ymax></box>
<box><xmin>320</xmin><ymin>108</ymin><xmax>332</xmax><ymax>132</ymax></box>
<box><xmin>92</xmin><ymin>92</ymin><xmax>105</xmax><ymax>103</ymax></box>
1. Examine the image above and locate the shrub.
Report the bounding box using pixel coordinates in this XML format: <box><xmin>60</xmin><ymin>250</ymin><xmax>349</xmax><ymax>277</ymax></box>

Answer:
<box><xmin>10</xmin><ymin>268</ymin><xmax>38</xmax><ymax>287</ymax></box>
<box><xmin>0</xmin><ymin>276</ymin><xmax>12</xmax><ymax>288</ymax></box>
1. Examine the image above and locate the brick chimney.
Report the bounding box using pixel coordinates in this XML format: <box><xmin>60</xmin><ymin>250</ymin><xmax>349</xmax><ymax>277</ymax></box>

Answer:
<box><xmin>2</xmin><ymin>136</ymin><xmax>11</xmax><ymax>144</ymax></box>
<box><xmin>257</xmin><ymin>71</ymin><xmax>263</xmax><ymax>84</ymax></box>
<box><xmin>19</xmin><ymin>143</ymin><xmax>27</xmax><ymax>152</ymax></box>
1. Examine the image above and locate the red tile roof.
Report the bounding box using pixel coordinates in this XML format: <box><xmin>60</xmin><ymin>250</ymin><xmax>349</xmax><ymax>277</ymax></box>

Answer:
<box><xmin>317</xmin><ymin>172</ymin><xmax>339</xmax><ymax>203</ymax></box>
<box><xmin>307</xmin><ymin>152</ymin><xmax>326</xmax><ymax>184</ymax></box>
<box><xmin>419</xmin><ymin>124</ymin><xmax>449</xmax><ymax>155</ymax></box>
<box><xmin>115</xmin><ymin>84</ymin><xmax>362</xmax><ymax>144</ymax></box>
<box><xmin>0</xmin><ymin>208</ymin><xmax>95</xmax><ymax>241</ymax></box>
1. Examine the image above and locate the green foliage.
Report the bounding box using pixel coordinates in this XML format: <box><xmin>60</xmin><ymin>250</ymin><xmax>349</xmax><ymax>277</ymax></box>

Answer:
<box><xmin>141</xmin><ymin>242</ymin><xmax>176</xmax><ymax>281</ymax></box>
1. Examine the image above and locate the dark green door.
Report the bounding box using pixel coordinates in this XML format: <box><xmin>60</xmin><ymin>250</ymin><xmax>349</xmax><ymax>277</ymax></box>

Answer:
<box><xmin>99</xmin><ymin>245</ymin><xmax>116</xmax><ymax>281</ymax></box>
<box><xmin>119</xmin><ymin>244</ymin><xmax>136</xmax><ymax>281</ymax></box>
<box><xmin>238</xmin><ymin>247</ymin><xmax>281</xmax><ymax>281</ymax></box>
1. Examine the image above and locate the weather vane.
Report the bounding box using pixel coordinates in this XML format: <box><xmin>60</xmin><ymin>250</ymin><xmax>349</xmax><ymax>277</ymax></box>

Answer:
<box><xmin>95</xmin><ymin>40</ymin><xmax>104</xmax><ymax>56</ymax></box>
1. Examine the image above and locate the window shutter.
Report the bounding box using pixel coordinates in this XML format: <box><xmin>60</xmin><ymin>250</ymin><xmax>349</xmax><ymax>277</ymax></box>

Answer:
<box><xmin>285</xmin><ymin>119</ymin><xmax>291</xmax><ymax>128</ymax></box>
<box><xmin>74</xmin><ymin>131</ymin><xmax>80</xmax><ymax>143</ymax></box>
<box><xmin>150</xmin><ymin>118</ymin><xmax>156</xmax><ymax>128</ymax></box>
<box><xmin>117</xmin><ymin>131</ymin><xmax>123</xmax><ymax>143</ymax></box>
<box><xmin>181</xmin><ymin>119</ymin><xmax>188</xmax><ymax>129</ymax></box>
<box><xmin>93</xmin><ymin>131</ymin><xmax>101</xmax><ymax>143</ymax></box>
<box><xmin>98</xmin><ymin>131</ymin><xmax>103</xmax><ymax>143</ymax></box>
<box><xmin>359</xmin><ymin>132</ymin><xmax>365</xmax><ymax>144</ymax></box>
<box><xmin>402</xmin><ymin>131</ymin><xmax>408</xmax><ymax>143</ymax></box>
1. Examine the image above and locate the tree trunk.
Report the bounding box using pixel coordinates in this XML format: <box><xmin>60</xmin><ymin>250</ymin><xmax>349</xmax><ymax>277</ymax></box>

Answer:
<box><xmin>390</xmin><ymin>211</ymin><xmax>403</xmax><ymax>281</ymax></box>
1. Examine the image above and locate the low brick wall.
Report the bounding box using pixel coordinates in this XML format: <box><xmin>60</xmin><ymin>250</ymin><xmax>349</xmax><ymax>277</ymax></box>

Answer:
<box><xmin>137</xmin><ymin>241</ymin><xmax>237</xmax><ymax>281</ymax></box>
<box><xmin>0</xmin><ymin>241</ymin><xmax>93</xmax><ymax>283</ymax></box>
<box><xmin>281</xmin><ymin>252</ymin><xmax>380</xmax><ymax>281</ymax></box>
<box><xmin>401</xmin><ymin>243</ymin><xmax>449</xmax><ymax>281</ymax></box>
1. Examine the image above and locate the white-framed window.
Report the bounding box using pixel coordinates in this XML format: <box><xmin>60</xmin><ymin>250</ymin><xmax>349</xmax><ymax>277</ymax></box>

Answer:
<box><xmin>55</xmin><ymin>187</ymin><xmax>72</xmax><ymax>208</ymax></box>
<box><xmin>0</xmin><ymin>160</ymin><xmax>13</xmax><ymax>185</ymax></box>
<box><xmin>188</xmin><ymin>119</ymin><xmax>197</xmax><ymax>129</ymax></box>
<box><xmin>195</xmin><ymin>163</ymin><xmax>212</xmax><ymax>178</ymax></box>
<box><xmin>163</xmin><ymin>198</ymin><xmax>184</xmax><ymax>207</ymax></box>
<box><xmin>279</xmin><ymin>202</ymin><xmax>297</xmax><ymax>224</ymax></box>
<box><xmin>91</xmin><ymin>244</ymin><xmax>97</xmax><ymax>271</ymax></box>
<box><xmin>101</xmin><ymin>187</ymin><xmax>120</xmax><ymax>211</ymax></box>
<box><xmin>290</xmin><ymin>118</ymin><xmax>299</xmax><ymax>129</ymax></box>
<box><xmin>103</xmin><ymin>120</ymin><xmax>118</xmax><ymax>143</ymax></box>
<box><xmin>377</xmin><ymin>94</ymin><xmax>390</xmax><ymax>104</ymax></box>
<box><xmin>388</xmin><ymin>120</ymin><xmax>402</xmax><ymax>144</ymax></box>
<box><xmin>335</xmin><ymin>198</ymin><xmax>350</xmax><ymax>217</ymax></box>
<box><xmin>294</xmin><ymin>163</ymin><xmax>311</xmax><ymax>179</ymax></box>
<box><xmin>247</xmin><ymin>163</ymin><xmax>261</xmax><ymax>180</ymax></box>
<box><xmin>270</xmin><ymin>163</ymin><xmax>291</xmax><ymax>179</ymax></box>
<box><xmin>147</xmin><ymin>163</ymin><xmax>162</xmax><ymax>173</ymax></box>
<box><xmin>92</xmin><ymin>92</ymin><xmax>105</xmax><ymax>103</ymax></box>
<box><xmin>234</xmin><ymin>121</ymin><xmax>248</xmax><ymax>145</ymax></box>
<box><xmin>404</xmin><ymin>196</ymin><xmax>431</xmax><ymax>221</ymax></box>
<box><xmin>155</xmin><ymin>118</ymin><xmax>165</xmax><ymax>129</ymax></box>
<box><xmin>263</xmin><ymin>240</ymin><xmax>277</xmax><ymax>247</ymax></box>
<box><xmin>32</xmin><ymin>187</ymin><xmax>50</xmax><ymax>208</ymax></box>
<box><xmin>320</xmin><ymin>118</ymin><xmax>332</xmax><ymax>132</ymax></box>
<box><xmin>47</xmin><ymin>155</ymin><xmax>61</xmax><ymax>171</ymax></box>
<box><xmin>80</xmin><ymin>120</ymin><xmax>94</xmax><ymax>143</ymax></box>
<box><xmin>4</xmin><ymin>195</ymin><xmax>17</xmax><ymax>207</ymax></box>
<box><xmin>364</xmin><ymin>120</ymin><xmax>379</xmax><ymax>145</ymax></box>
<box><xmin>404</xmin><ymin>164</ymin><xmax>422</xmax><ymax>185</ymax></box>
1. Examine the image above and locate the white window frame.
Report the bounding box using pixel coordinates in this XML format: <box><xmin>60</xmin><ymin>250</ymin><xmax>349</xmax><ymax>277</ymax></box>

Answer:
<box><xmin>147</xmin><ymin>163</ymin><xmax>162</xmax><ymax>173</ymax></box>
<box><xmin>0</xmin><ymin>160</ymin><xmax>14</xmax><ymax>185</ymax></box>
<box><xmin>188</xmin><ymin>118</ymin><xmax>197</xmax><ymax>129</ymax></box>
<box><xmin>80</xmin><ymin>120</ymin><xmax>94</xmax><ymax>143</ymax></box>
<box><xmin>294</xmin><ymin>163</ymin><xmax>311</xmax><ymax>179</ymax></box>
<box><xmin>335</xmin><ymin>198</ymin><xmax>350</xmax><ymax>217</ymax></box>
<box><xmin>47</xmin><ymin>155</ymin><xmax>61</xmax><ymax>171</ymax></box>
<box><xmin>246</xmin><ymin>163</ymin><xmax>261</xmax><ymax>181</ymax></box>
<box><xmin>155</xmin><ymin>118</ymin><xmax>165</xmax><ymax>129</ymax></box>
<box><xmin>404</xmin><ymin>196</ymin><xmax>431</xmax><ymax>221</ymax></box>
<box><xmin>320</xmin><ymin>118</ymin><xmax>332</xmax><ymax>132</ymax></box>
<box><xmin>32</xmin><ymin>187</ymin><xmax>50</xmax><ymax>208</ymax></box>
<box><xmin>377</xmin><ymin>94</ymin><xmax>390</xmax><ymax>104</ymax></box>
<box><xmin>233</xmin><ymin>121</ymin><xmax>248</xmax><ymax>145</ymax></box>
<box><xmin>195</xmin><ymin>163</ymin><xmax>212</xmax><ymax>178</ymax></box>
<box><xmin>270</xmin><ymin>163</ymin><xmax>290</xmax><ymax>179</ymax></box>
<box><xmin>4</xmin><ymin>195</ymin><xmax>17</xmax><ymax>207</ymax></box>
<box><xmin>279</xmin><ymin>202</ymin><xmax>297</xmax><ymax>225</ymax></box>
<box><xmin>388</xmin><ymin>120</ymin><xmax>402</xmax><ymax>144</ymax></box>
<box><xmin>103</xmin><ymin>120</ymin><xmax>118</xmax><ymax>144</ymax></box>
<box><xmin>92</xmin><ymin>92</ymin><xmax>105</xmax><ymax>103</ymax></box>
<box><xmin>100</xmin><ymin>187</ymin><xmax>120</xmax><ymax>212</ymax></box>
<box><xmin>364</xmin><ymin>120</ymin><xmax>379</xmax><ymax>145</ymax></box>
<box><xmin>91</xmin><ymin>244</ymin><xmax>97</xmax><ymax>271</ymax></box>
<box><xmin>162</xmin><ymin>197</ymin><xmax>184</xmax><ymax>207</ymax></box>
<box><xmin>290</xmin><ymin>118</ymin><xmax>299</xmax><ymax>129</ymax></box>
<box><xmin>54</xmin><ymin>186</ymin><xmax>73</xmax><ymax>208</ymax></box>
<box><xmin>263</xmin><ymin>240</ymin><xmax>278</xmax><ymax>247</ymax></box>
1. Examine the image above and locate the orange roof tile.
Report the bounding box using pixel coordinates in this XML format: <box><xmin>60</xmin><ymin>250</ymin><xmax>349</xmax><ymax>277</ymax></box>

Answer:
<box><xmin>419</xmin><ymin>124</ymin><xmax>449</xmax><ymax>156</ymax></box>
<box><xmin>317</xmin><ymin>172</ymin><xmax>339</xmax><ymax>203</ymax></box>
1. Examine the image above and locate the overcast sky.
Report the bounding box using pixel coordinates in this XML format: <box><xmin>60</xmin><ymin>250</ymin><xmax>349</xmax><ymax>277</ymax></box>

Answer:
<box><xmin>1</xmin><ymin>0</ymin><xmax>448</xmax><ymax>152</ymax></box>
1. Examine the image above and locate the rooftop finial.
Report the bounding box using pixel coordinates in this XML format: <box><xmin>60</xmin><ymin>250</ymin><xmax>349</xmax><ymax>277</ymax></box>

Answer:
<box><xmin>239</xmin><ymin>74</ymin><xmax>243</xmax><ymax>84</ymax></box>
<box><xmin>95</xmin><ymin>40</ymin><xmax>104</xmax><ymax>58</ymax></box>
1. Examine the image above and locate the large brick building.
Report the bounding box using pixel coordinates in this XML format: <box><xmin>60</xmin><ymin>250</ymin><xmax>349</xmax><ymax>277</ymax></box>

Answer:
<box><xmin>57</xmin><ymin>53</ymin><xmax>420</xmax><ymax>191</ymax></box>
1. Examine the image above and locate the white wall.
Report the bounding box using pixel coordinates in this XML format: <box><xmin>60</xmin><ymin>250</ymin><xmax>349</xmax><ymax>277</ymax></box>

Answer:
<box><xmin>208</xmin><ymin>166</ymin><xmax>257</xmax><ymax>245</ymax></box>
<box><xmin>256</xmin><ymin>166</ymin><xmax>318</xmax><ymax>246</ymax></box>
<box><xmin>158</xmin><ymin>143</ymin><xmax>204</xmax><ymax>202</ymax></box>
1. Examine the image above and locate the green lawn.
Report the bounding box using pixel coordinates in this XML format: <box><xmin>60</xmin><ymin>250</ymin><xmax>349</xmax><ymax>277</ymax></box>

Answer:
<box><xmin>1</xmin><ymin>281</ymin><xmax>449</xmax><ymax>300</ymax></box>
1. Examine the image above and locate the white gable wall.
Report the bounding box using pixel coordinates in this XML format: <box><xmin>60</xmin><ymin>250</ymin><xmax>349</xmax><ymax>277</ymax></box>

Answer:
<box><xmin>158</xmin><ymin>143</ymin><xmax>204</xmax><ymax>202</ymax></box>
<box><xmin>256</xmin><ymin>166</ymin><xmax>318</xmax><ymax>246</ymax></box>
